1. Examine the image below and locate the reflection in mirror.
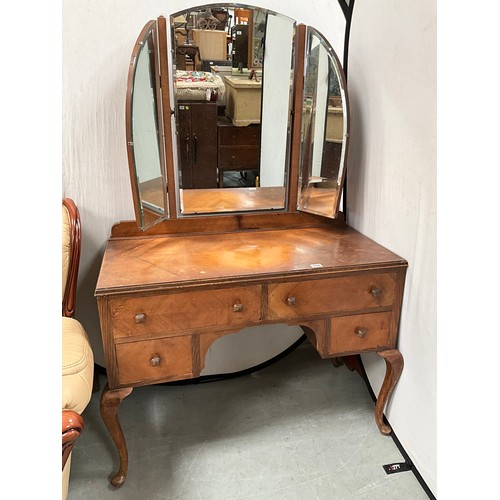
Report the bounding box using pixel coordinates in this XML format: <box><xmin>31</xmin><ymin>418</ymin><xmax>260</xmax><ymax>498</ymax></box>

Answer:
<box><xmin>298</xmin><ymin>27</ymin><xmax>348</xmax><ymax>219</ymax></box>
<box><xmin>170</xmin><ymin>5</ymin><xmax>295</xmax><ymax>215</ymax></box>
<box><xmin>127</xmin><ymin>23</ymin><xmax>167</xmax><ymax>229</ymax></box>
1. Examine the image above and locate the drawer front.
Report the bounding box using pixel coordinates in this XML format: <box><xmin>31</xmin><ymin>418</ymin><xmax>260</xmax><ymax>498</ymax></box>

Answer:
<box><xmin>219</xmin><ymin>146</ymin><xmax>260</xmax><ymax>168</ymax></box>
<box><xmin>219</xmin><ymin>124</ymin><xmax>261</xmax><ymax>145</ymax></box>
<box><xmin>267</xmin><ymin>273</ymin><xmax>396</xmax><ymax>320</ymax></box>
<box><xmin>116</xmin><ymin>336</ymin><xmax>194</xmax><ymax>385</ymax></box>
<box><xmin>328</xmin><ymin>312</ymin><xmax>392</xmax><ymax>355</ymax></box>
<box><xmin>111</xmin><ymin>286</ymin><xmax>262</xmax><ymax>339</ymax></box>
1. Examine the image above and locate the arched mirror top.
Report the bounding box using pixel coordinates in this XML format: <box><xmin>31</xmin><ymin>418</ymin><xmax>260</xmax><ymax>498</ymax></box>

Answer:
<box><xmin>126</xmin><ymin>21</ymin><xmax>168</xmax><ymax>229</ymax></box>
<box><xmin>298</xmin><ymin>26</ymin><xmax>349</xmax><ymax>219</ymax></box>
<box><xmin>125</xmin><ymin>4</ymin><xmax>349</xmax><ymax>230</ymax></box>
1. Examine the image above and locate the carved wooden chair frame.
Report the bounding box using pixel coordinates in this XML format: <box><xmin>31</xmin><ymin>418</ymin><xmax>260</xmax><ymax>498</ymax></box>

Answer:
<box><xmin>62</xmin><ymin>198</ymin><xmax>84</xmax><ymax>470</ymax></box>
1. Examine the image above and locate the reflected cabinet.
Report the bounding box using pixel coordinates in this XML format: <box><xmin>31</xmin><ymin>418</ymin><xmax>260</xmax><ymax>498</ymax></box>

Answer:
<box><xmin>96</xmin><ymin>3</ymin><xmax>408</xmax><ymax>489</ymax></box>
<box><xmin>177</xmin><ymin>101</ymin><xmax>218</xmax><ymax>189</ymax></box>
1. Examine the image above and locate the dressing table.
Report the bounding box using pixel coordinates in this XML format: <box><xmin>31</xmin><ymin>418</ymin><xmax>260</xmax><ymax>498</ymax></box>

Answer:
<box><xmin>95</xmin><ymin>6</ymin><xmax>407</xmax><ymax>488</ymax></box>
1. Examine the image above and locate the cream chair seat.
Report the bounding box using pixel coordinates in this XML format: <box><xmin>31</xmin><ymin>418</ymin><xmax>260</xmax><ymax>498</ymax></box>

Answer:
<box><xmin>62</xmin><ymin>198</ymin><xmax>94</xmax><ymax>499</ymax></box>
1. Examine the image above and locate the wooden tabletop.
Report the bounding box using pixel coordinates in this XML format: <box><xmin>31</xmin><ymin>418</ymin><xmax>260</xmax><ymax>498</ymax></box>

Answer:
<box><xmin>95</xmin><ymin>225</ymin><xmax>406</xmax><ymax>295</ymax></box>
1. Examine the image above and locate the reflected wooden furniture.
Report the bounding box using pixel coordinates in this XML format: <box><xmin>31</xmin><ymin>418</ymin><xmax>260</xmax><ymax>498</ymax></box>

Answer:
<box><xmin>322</xmin><ymin>105</ymin><xmax>343</xmax><ymax>178</ymax></box>
<box><xmin>191</xmin><ymin>28</ymin><xmax>227</xmax><ymax>61</ymax></box>
<box><xmin>175</xmin><ymin>43</ymin><xmax>200</xmax><ymax>70</ymax></box>
<box><xmin>177</xmin><ymin>101</ymin><xmax>218</xmax><ymax>189</ymax></box>
<box><xmin>321</xmin><ymin>142</ymin><xmax>342</xmax><ymax>179</ymax></box>
<box><xmin>95</xmin><ymin>215</ymin><xmax>407</xmax><ymax>487</ymax></box>
<box><xmin>231</xmin><ymin>23</ymin><xmax>249</xmax><ymax>68</ymax></box>
<box><xmin>217</xmin><ymin>117</ymin><xmax>261</xmax><ymax>187</ymax></box>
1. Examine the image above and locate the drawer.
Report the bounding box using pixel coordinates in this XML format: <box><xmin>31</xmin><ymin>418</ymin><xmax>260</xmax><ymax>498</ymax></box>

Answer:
<box><xmin>219</xmin><ymin>145</ymin><xmax>260</xmax><ymax>168</ymax></box>
<box><xmin>267</xmin><ymin>273</ymin><xmax>396</xmax><ymax>320</ymax></box>
<box><xmin>328</xmin><ymin>312</ymin><xmax>392</xmax><ymax>355</ymax></box>
<box><xmin>111</xmin><ymin>286</ymin><xmax>262</xmax><ymax>339</ymax></box>
<box><xmin>218</xmin><ymin>124</ymin><xmax>261</xmax><ymax>145</ymax></box>
<box><xmin>116</xmin><ymin>336</ymin><xmax>194</xmax><ymax>385</ymax></box>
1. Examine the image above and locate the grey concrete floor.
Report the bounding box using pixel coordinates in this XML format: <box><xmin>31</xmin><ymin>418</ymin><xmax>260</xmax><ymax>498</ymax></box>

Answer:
<box><xmin>67</xmin><ymin>342</ymin><xmax>429</xmax><ymax>499</ymax></box>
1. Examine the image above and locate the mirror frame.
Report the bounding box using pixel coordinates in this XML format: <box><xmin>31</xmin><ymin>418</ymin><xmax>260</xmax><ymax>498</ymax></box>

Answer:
<box><xmin>297</xmin><ymin>26</ymin><xmax>350</xmax><ymax>219</ymax></box>
<box><xmin>125</xmin><ymin>7</ymin><xmax>349</xmax><ymax>230</ymax></box>
<box><xmin>126</xmin><ymin>20</ymin><xmax>169</xmax><ymax>229</ymax></box>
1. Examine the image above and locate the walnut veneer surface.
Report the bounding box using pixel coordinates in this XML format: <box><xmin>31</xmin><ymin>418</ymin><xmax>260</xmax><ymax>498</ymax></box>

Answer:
<box><xmin>95</xmin><ymin>222</ymin><xmax>407</xmax><ymax>487</ymax></box>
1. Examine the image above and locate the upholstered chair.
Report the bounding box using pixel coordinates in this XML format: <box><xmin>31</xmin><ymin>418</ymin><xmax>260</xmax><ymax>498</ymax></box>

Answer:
<box><xmin>62</xmin><ymin>198</ymin><xmax>94</xmax><ymax>499</ymax></box>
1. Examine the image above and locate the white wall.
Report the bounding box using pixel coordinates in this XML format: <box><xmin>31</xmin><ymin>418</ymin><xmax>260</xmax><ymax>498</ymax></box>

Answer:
<box><xmin>347</xmin><ymin>0</ymin><xmax>436</xmax><ymax>495</ymax></box>
<box><xmin>62</xmin><ymin>0</ymin><xmax>436</xmax><ymax>495</ymax></box>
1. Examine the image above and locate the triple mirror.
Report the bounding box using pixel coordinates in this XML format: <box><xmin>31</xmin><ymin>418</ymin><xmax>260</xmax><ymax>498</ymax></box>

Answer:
<box><xmin>126</xmin><ymin>4</ymin><xmax>349</xmax><ymax>230</ymax></box>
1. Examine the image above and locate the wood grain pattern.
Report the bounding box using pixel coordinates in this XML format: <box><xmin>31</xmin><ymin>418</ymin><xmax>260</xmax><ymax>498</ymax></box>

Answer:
<box><xmin>109</xmin><ymin>210</ymin><xmax>343</xmax><ymax>238</ymax></box>
<box><xmin>111</xmin><ymin>286</ymin><xmax>262</xmax><ymax>339</ymax></box>
<box><xmin>96</xmin><ymin>225</ymin><xmax>405</xmax><ymax>294</ymax></box>
<box><xmin>328</xmin><ymin>311</ymin><xmax>392</xmax><ymax>355</ymax></box>
<box><xmin>95</xmin><ymin>221</ymin><xmax>408</xmax><ymax>487</ymax></box>
<box><xmin>267</xmin><ymin>273</ymin><xmax>396</xmax><ymax>320</ymax></box>
<box><xmin>115</xmin><ymin>336</ymin><xmax>194</xmax><ymax>385</ymax></box>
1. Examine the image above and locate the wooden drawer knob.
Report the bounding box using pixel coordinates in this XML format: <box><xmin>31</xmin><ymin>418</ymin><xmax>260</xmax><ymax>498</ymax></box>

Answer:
<box><xmin>150</xmin><ymin>354</ymin><xmax>161</xmax><ymax>367</ymax></box>
<box><xmin>233</xmin><ymin>303</ymin><xmax>244</xmax><ymax>313</ymax></box>
<box><xmin>286</xmin><ymin>296</ymin><xmax>297</xmax><ymax>306</ymax></box>
<box><xmin>371</xmin><ymin>287</ymin><xmax>382</xmax><ymax>298</ymax></box>
<box><xmin>356</xmin><ymin>327</ymin><xmax>367</xmax><ymax>338</ymax></box>
<box><xmin>134</xmin><ymin>313</ymin><xmax>146</xmax><ymax>324</ymax></box>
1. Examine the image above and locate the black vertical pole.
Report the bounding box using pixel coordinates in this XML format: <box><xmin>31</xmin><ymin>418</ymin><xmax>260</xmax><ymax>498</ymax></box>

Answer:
<box><xmin>338</xmin><ymin>0</ymin><xmax>355</xmax><ymax>218</ymax></box>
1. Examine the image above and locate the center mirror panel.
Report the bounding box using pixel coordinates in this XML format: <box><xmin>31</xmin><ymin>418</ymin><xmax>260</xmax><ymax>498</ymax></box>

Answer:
<box><xmin>170</xmin><ymin>5</ymin><xmax>296</xmax><ymax>215</ymax></box>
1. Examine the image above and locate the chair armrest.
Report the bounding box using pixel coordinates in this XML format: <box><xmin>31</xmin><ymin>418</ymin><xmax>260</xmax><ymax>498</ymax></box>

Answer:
<box><xmin>62</xmin><ymin>410</ymin><xmax>84</xmax><ymax>470</ymax></box>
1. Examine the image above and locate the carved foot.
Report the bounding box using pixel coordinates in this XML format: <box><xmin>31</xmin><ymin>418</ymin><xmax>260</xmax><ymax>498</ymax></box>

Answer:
<box><xmin>100</xmin><ymin>383</ymin><xmax>133</xmax><ymax>487</ymax></box>
<box><xmin>375</xmin><ymin>349</ymin><xmax>404</xmax><ymax>435</ymax></box>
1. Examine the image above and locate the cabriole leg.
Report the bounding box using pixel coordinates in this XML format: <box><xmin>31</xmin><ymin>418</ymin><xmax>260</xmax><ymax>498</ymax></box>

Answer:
<box><xmin>100</xmin><ymin>383</ymin><xmax>133</xmax><ymax>487</ymax></box>
<box><xmin>374</xmin><ymin>349</ymin><xmax>404</xmax><ymax>435</ymax></box>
